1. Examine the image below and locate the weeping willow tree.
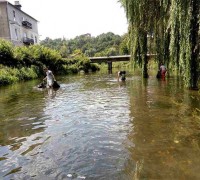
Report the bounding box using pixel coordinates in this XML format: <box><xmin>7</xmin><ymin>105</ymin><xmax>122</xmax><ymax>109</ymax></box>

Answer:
<box><xmin>119</xmin><ymin>0</ymin><xmax>149</xmax><ymax>78</ymax></box>
<box><xmin>119</xmin><ymin>0</ymin><xmax>199</xmax><ymax>89</ymax></box>
<box><xmin>169</xmin><ymin>0</ymin><xmax>199</xmax><ymax>89</ymax></box>
<box><xmin>119</xmin><ymin>0</ymin><xmax>170</xmax><ymax>78</ymax></box>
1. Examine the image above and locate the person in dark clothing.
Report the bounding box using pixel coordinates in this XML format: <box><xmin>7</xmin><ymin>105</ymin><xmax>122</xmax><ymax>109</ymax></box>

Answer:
<box><xmin>117</xmin><ymin>71</ymin><xmax>126</xmax><ymax>81</ymax></box>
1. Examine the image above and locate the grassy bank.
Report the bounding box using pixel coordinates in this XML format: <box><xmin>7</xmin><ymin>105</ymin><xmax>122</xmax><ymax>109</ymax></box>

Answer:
<box><xmin>0</xmin><ymin>39</ymin><xmax>100</xmax><ymax>86</ymax></box>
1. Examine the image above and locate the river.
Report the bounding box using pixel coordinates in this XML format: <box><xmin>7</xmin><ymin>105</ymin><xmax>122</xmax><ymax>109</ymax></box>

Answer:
<box><xmin>0</xmin><ymin>71</ymin><xmax>199</xmax><ymax>179</ymax></box>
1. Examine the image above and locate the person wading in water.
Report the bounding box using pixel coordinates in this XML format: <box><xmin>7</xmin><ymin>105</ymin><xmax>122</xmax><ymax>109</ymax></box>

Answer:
<box><xmin>117</xmin><ymin>71</ymin><xmax>126</xmax><ymax>81</ymax></box>
<box><xmin>43</xmin><ymin>67</ymin><xmax>56</xmax><ymax>88</ymax></box>
<box><xmin>160</xmin><ymin>63</ymin><xmax>167</xmax><ymax>80</ymax></box>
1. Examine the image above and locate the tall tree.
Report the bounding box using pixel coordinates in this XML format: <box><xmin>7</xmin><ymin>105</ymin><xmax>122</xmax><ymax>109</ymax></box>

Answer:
<box><xmin>120</xmin><ymin>0</ymin><xmax>199</xmax><ymax>89</ymax></box>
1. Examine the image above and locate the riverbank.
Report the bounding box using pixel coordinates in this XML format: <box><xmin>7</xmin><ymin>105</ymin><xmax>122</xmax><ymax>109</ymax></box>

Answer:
<box><xmin>0</xmin><ymin>39</ymin><xmax>100</xmax><ymax>86</ymax></box>
<box><xmin>0</xmin><ymin>63</ymin><xmax>99</xmax><ymax>86</ymax></box>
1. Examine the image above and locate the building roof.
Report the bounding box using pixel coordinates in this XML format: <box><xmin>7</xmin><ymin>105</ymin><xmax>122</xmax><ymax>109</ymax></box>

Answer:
<box><xmin>0</xmin><ymin>0</ymin><xmax>38</xmax><ymax>22</ymax></box>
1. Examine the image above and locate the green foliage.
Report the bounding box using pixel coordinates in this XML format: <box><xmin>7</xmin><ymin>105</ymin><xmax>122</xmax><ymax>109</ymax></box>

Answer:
<box><xmin>0</xmin><ymin>67</ymin><xmax>18</xmax><ymax>85</ymax></box>
<box><xmin>13</xmin><ymin>45</ymin><xmax>62</xmax><ymax>72</ymax></box>
<box><xmin>0</xmin><ymin>39</ymin><xmax>18</xmax><ymax>66</ymax></box>
<box><xmin>94</xmin><ymin>46</ymin><xmax>119</xmax><ymax>57</ymax></box>
<box><xmin>69</xmin><ymin>51</ymin><xmax>99</xmax><ymax>73</ymax></box>
<box><xmin>119</xmin><ymin>0</ymin><xmax>199</xmax><ymax>89</ymax></box>
<box><xmin>64</xmin><ymin>64</ymin><xmax>79</xmax><ymax>74</ymax></box>
<box><xmin>14</xmin><ymin>46</ymin><xmax>33</xmax><ymax>67</ymax></box>
<box><xmin>119</xmin><ymin>33</ymin><xmax>130</xmax><ymax>55</ymax></box>
<box><xmin>40</xmin><ymin>32</ymin><xmax>124</xmax><ymax>57</ymax></box>
<box><xmin>18</xmin><ymin>66</ymin><xmax>38</xmax><ymax>80</ymax></box>
<box><xmin>0</xmin><ymin>65</ymin><xmax>38</xmax><ymax>85</ymax></box>
<box><xmin>0</xmin><ymin>38</ymin><xmax>100</xmax><ymax>86</ymax></box>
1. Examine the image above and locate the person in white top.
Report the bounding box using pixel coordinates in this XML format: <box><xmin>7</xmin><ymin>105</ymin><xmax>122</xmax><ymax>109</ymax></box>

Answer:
<box><xmin>43</xmin><ymin>67</ymin><xmax>56</xmax><ymax>88</ymax></box>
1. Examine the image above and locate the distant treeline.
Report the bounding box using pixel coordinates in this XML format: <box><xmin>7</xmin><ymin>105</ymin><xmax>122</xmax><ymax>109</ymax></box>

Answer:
<box><xmin>40</xmin><ymin>32</ymin><xmax>130</xmax><ymax>57</ymax></box>
<box><xmin>0</xmin><ymin>32</ymin><xmax>130</xmax><ymax>86</ymax></box>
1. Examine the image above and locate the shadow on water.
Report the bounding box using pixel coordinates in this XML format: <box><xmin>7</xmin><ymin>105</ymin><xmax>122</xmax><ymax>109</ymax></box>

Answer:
<box><xmin>0</xmin><ymin>73</ymin><xmax>199</xmax><ymax>179</ymax></box>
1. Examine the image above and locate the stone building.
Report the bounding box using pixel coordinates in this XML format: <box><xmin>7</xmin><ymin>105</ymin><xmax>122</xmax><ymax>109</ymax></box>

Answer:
<box><xmin>0</xmin><ymin>0</ymin><xmax>39</xmax><ymax>46</ymax></box>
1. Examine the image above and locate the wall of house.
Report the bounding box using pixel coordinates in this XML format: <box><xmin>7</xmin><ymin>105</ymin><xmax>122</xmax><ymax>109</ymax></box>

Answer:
<box><xmin>0</xmin><ymin>1</ymin><xmax>39</xmax><ymax>46</ymax></box>
<box><xmin>0</xmin><ymin>2</ymin><xmax>11</xmax><ymax>41</ymax></box>
<box><xmin>7</xmin><ymin>3</ymin><xmax>39</xmax><ymax>45</ymax></box>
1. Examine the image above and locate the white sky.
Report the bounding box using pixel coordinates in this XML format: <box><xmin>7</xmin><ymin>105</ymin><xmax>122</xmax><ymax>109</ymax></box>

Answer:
<box><xmin>8</xmin><ymin>0</ymin><xmax>128</xmax><ymax>40</ymax></box>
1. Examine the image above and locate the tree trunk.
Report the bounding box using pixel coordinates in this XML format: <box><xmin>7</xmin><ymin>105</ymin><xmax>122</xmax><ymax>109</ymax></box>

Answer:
<box><xmin>189</xmin><ymin>0</ymin><xmax>199</xmax><ymax>90</ymax></box>
<box><xmin>140</xmin><ymin>32</ymin><xmax>149</xmax><ymax>78</ymax></box>
<box><xmin>142</xmin><ymin>32</ymin><xmax>149</xmax><ymax>78</ymax></box>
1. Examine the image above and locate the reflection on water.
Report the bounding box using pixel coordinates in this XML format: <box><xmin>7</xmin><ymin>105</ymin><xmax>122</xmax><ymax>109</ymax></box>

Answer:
<box><xmin>125</xmin><ymin>78</ymin><xmax>200</xmax><ymax>179</ymax></box>
<box><xmin>0</xmin><ymin>73</ymin><xmax>199</xmax><ymax>179</ymax></box>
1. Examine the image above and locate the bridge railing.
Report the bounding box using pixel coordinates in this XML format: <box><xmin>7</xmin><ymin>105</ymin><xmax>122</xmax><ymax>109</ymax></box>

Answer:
<box><xmin>89</xmin><ymin>55</ymin><xmax>131</xmax><ymax>63</ymax></box>
<box><xmin>89</xmin><ymin>54</ymin><xmax>157</xmax><ymax>63</ymax></box>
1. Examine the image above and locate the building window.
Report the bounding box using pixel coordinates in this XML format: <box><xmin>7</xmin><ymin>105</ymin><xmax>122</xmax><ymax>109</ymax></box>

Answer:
<box><xmin>15</xmin><ymin>29</ymin><xmax>18</xmax><ymax>40</ymax></box>
<box><xmin>13</xmin><ymin>10</ymin><xmax>16</xmax><ymax>21</ymax></box>
<box><xmin>35</xmin><ymin>36</ymin><xmax>37</xmax><ymax>43</ymax></box>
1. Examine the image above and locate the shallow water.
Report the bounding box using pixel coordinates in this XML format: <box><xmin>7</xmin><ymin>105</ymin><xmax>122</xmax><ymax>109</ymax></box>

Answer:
<box><xmin>0</xmin><ymin>72</ymin><xmax>199</xmax><ymax>179</ymax></box>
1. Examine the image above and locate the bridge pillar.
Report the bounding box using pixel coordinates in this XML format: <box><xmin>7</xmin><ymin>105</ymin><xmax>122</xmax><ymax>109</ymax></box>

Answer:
<box><xmin>108</xmin><ymin>61</ymin><xmax>112</xmax><ymax>74</ymax></box>
<box><xmin>108</xmin><ymin>61</ymin><xmax>112</xmax><ymax>70</ymax></box>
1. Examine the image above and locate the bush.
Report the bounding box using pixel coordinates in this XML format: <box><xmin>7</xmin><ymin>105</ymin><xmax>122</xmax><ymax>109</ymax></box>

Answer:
<box><xmin>19</xmin><ymin>67</ymin><xmax>38</xmax><ymax>80</ymax></box>
<box><xmin>0</xmin><ymin>39</ymin><xmax>19</xmax><ymax>66</ymax></box>
<box><xmin>0</xmin><ymin>39</ymin><xmax>100</xmax><ymax>86</ymax></box>
<box><xmin>0</xmin><ymin>67</ymin><xmax>19</xmax><ymax>85</ymax></box>
<box><xmin>0</xmin><ymin>65</ymin><xmax>38</xmax><ymax>85</ymax></box>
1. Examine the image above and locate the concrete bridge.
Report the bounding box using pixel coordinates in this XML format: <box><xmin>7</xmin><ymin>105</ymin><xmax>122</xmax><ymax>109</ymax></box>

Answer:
<box><xmin>89</xmin><ymin>54</ymin><xmax>156</xmax><ymax>71</ymax></box>
<box><xmin>89</xmin><ymin>55</ymin><xmax>130</xmax><ymax>71</ymax></box>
